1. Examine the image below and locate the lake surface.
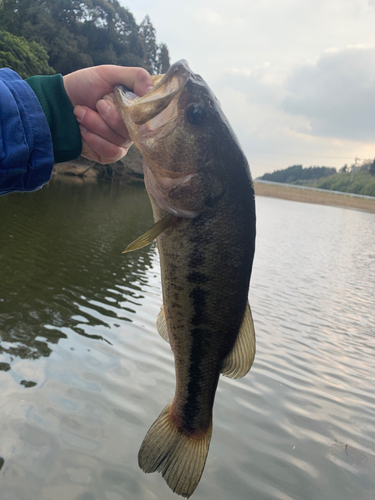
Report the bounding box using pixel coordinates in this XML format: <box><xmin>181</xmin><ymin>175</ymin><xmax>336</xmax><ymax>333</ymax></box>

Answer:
<box><xmin>0</xmin><ymin>180</ymin><xmax>374</xmax><ymax>500</ymax></box>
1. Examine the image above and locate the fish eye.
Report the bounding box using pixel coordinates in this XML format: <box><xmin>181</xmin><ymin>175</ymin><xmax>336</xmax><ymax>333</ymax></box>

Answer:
<box><xmin>186</xmin><ymin>104</ymin><xmax>207</xmax><ymax>127</ymax></box>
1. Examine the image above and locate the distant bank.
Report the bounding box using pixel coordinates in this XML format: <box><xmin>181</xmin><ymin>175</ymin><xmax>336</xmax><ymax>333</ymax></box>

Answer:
<box><xmin>254</xmin><ymin>181</ymin><xmax>375</xmax><ymax>213</ymax></box>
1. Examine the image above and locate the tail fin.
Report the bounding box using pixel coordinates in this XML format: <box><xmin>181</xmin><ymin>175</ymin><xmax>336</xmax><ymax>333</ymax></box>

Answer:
<box><xmin>138</xmin><ymin>404</ymin><xmax>212</xmax><ymax>498</ymax></box>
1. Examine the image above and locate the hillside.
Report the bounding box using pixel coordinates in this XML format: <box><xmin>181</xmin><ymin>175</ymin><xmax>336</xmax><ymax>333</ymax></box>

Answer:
<box><xmin>0</xmin><ymin>0</ymin><xmax>169</xmax><ymax>76</ymax></box>
<box><xmin>258</xmin><ymin>162</ymin><xmax>375</xmax><ymax>197</ymax></box>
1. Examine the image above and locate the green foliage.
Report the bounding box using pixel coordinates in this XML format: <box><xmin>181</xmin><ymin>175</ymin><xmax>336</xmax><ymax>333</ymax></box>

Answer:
<box><xmin>259</xmin><ymin>161</ymin><xmax>375</xmax><ymax>196</ymax></box>
<box><xmin>317</xmin><ymin>169</ymin><xmax>375</xmax><ymax>197</ymax></box>
<box><xmin>0</xmin><ymin>0</ymin><xmax>170</xmax><ymax>75</ymax></box>
<box><xmin>0</xmin><ymin>29</ymin><xmax>54</xmax><ymax>77</ymax></box>
<box><xmin>260</xmin><ymin>164</ymin><xmax>336</xmax><ymax>184</ymax></box>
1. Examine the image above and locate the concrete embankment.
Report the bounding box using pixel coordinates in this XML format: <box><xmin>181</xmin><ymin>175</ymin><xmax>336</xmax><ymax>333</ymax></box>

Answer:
<box><xmin>254</xmin><ymin>181</ymin><xmax>375</xmax><ymax>213</ymax></box>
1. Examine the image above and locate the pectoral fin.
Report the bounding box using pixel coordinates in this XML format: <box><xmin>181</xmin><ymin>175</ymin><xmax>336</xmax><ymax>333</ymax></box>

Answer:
<box><xmin>123</xmin><ymin>213</ymin><xmax>174</xmax><ymax>253</ymax></box>
<box><xmin>221</xmin><ymin>302</ymin><xmax>256</xmax><ymax>379</ymax></box>
<box><xmin>156</xmin><ymin>305</ymin><xmax>170</xmax><ymax>343</ymax></box>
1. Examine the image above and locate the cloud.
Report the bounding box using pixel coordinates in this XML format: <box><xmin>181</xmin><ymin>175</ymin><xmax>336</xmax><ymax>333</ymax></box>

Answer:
<box><xmin>210</xmin><ymin>61</ymin><xmax>375</xmax><ymax>178</ymax></box>
<box><xmin>193</xmin><ymin>7</ymin><xmax>223</xmax><ymax>25</ymax></box>
<box><xmin>283</xmin><ymin>46</ymin><xmax>375</xmax><ymax>141</ymax></box>
<box><xmin>212</xmin><ymin>70</ymin><xmax>316</xmax><ymax>167</ymax></box>
<box><xmin>214</xmin><ymin>64</ymin><xmax>283</xmax><ymax>107</ymax></box>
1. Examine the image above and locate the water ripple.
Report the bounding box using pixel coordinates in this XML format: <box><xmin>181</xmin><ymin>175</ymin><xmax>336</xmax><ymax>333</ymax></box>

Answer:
<box><xmin>0</xmin><ymin>185</ymin><xmax>374</xmax><ymax>499</ymax></box>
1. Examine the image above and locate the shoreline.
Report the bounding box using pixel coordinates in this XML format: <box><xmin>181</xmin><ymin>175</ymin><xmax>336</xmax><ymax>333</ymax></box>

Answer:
<box><xmin>254</xmin><ymin>182</ymin><xmax>375</xmax><ymax>213</ymax></box>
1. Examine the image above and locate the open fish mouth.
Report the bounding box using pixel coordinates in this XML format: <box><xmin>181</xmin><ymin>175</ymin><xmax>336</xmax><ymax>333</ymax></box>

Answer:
<box><xmin>115</xmin><ymin>60</ymin><xmax>191</xmax><ymax>133</ymax></box>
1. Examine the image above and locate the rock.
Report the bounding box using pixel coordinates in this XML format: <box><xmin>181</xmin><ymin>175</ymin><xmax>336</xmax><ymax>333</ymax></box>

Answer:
<box><xmin>52</xmin><ymin>144</ymin><xmax>144</xmax><ymax>184</ymax></box>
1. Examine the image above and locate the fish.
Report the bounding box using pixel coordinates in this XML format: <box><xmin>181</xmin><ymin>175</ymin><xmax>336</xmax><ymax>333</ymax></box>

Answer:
<box><xmin>114</xmin><ymin>60</ymin><xmax>256</xmax><ymax>498</ymax></box>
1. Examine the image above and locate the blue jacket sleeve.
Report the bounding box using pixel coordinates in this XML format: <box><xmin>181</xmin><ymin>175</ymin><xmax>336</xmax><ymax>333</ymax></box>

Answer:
<box><xmin>0</xmin><ymin>68</ymin><xmax>54</xmax><ymax>195</ymax></box>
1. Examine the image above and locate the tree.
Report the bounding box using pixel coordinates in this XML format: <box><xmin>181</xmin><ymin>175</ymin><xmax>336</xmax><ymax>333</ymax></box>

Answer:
<box><xmin>0</xmin><ymin>29</ymin><xmax>54</xmax><ymax>78</ymax></box>
<box><xmin>0</xmin><ymin>0</ymin><xmax>94</xmax><ymax>73</ymax></box>
<box><xmin>156</xmin><ymin>43</ymin><xmax>170</xmax><ymax>74</ymax></box>
<box><xmin>259</xmin><ymin>164</ymin><xmax>337</xmax><ymax>184</ymax></box>
<box><xmin>370</xmin><ymin>159</ymin><xmax>375</xmax><ymax>176</ymax></box>
<box><xmin>139</xmin><ymin>15</ymin><xmax>170</xmax><ymax>74</ymax></box>
<box><xmin>0</xmin><ymin>0</ymin><xmax>170</xmax><ymax>74</ymax></box>
<box><xmin>139</xmin><ymin>15</ymin><xmax>158</xmax><ymax>73</ymax></box>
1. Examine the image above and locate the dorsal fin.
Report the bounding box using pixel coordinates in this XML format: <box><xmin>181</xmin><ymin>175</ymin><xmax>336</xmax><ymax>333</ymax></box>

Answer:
<box><xmin>221</xmin><ymin>302</ymin><xmax>256</xmax><ymax>379</ymax></box>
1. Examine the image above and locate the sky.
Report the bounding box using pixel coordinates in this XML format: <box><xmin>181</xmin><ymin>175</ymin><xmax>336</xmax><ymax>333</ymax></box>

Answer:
<box><xmin>121</xmin><ymin>0</ymin><xmax>375</xmax><ymax>178</ymax></box>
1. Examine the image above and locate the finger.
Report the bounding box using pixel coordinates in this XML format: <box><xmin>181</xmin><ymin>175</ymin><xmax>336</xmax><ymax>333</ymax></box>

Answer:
<box><xmin>80</xmin><ymin>126</ymin><xmax>129</xmax><ymax>164</ymax></box>
<box><xmin>96</xmin><ymin>98</ymin><xmax>131</xmax><ymax>138</ymax></box>
<box><xmin>74</xmin><ymin>105</ymin><xmax>132</xmax><ymax>148</ymax></box>
<box><xmin>96</xmin><ymin>65</ymin><xmax>154</xmax><ymax>97</ymax></box>
<box><xmin>80</xmin><ymin>138</ymin><xmax>101</xmax><ymax>163</ymax></box>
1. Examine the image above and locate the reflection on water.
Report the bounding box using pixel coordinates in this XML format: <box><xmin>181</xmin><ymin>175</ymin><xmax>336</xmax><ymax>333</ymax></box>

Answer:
<box><xmin>0</xmin><ymin>180</ymin><xmax>154</xmax><ymax>364</ymax></box>
<box><xmin>0</xmin><ymin>182</ymin><xmax>374</xmax><ymax>500</ymax></box>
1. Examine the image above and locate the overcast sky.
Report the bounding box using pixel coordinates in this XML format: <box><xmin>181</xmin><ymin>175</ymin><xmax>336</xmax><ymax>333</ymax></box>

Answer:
<box><xmin>122</xmin><ymin>0</ymin><xmax>375</xmax><ymax>178</ymax></box>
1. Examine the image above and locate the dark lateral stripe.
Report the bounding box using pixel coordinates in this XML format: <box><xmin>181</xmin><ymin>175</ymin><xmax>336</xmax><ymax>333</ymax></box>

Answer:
<box><xmin>187</xmin><ymin>271</ymin><xmax>207</xmax><ymax>285</ymax></box>
<box><xmin>184</xmin><ymin>327</ymin><xmax>205</xmax><ymax>432</ymax></box>
<box><xmin>189</xmin><ymin>286</ymin><xmax>208</xmax><ymax>326</ymax></box>
<box><xmin>188</xmin><ymin>248</ymin><xmax>205</xmax><ymax>268</ymax></box>
<box><xmin>181</xmin><ymin>286</ymin><xmax>211</xmax><ymax>432</ymax></box>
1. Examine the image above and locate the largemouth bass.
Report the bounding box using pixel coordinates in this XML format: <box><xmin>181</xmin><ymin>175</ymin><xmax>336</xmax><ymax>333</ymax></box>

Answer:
<box><xmin>114</xmin><ymin>60</ymin><xmax>256</xmax><ymax>498</ymax></box>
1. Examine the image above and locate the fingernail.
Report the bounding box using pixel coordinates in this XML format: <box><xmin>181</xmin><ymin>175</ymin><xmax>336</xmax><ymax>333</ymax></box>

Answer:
<box><xmin>121</xmin><ymin>139</ymin><xmax>133</xmax><ymax>148</ymax></box>
<box><xmin>97</xmin><ymin>99</ymin><xmax>111</xmax><ymax>118</ymax></box>
<box><xmin>74</xmin><ymin>106</ymin><xmax>86</xmax><ymax>122</ymax></box>
<box><xmin>103</xmin><ymin>93</ymin><xmax>115</xmax><ymax>103</ymax></box>
<box><xmin>146</xmin><ymin>84</ymin><xmax>154</xmax><ymax>93</ymax></box>
<box><xmin>79</xmin><ymin>124</ymin><xmax>87</xmax><ymax>134</ymax></box>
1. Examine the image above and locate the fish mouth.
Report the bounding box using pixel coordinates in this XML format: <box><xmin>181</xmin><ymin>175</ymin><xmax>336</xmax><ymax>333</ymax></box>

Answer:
<box><xmin>115</xmin><ymin>60</ymin><xmax>192</xmax><ymax>130</ymax></box>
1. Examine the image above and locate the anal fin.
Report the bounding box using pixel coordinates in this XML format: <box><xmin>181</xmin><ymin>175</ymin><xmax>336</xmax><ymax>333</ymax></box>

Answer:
<box><xmin>221</xmin><ymin>302</ymin><xmax>256</xmax><ymax>379</ymax></box>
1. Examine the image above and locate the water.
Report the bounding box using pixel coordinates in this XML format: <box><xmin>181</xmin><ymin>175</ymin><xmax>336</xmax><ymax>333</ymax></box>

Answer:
<box><xmin>0</xmin><ymin>180</ymin><xmax>374</xmax><ymax>500</ymax></box>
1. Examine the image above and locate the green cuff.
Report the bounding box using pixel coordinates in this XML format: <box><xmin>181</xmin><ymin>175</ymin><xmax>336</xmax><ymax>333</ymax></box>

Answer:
<box><xmin>26</xmin><ymin>74</ymin><xmax>82</xmax><ymax>164</ymax></box>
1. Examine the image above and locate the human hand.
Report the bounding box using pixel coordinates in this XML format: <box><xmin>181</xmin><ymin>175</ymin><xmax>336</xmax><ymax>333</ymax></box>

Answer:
<box><xmin>63</xmin><ymin>65</ymin><xmax>153</xmax><ymax>164</ymax></box>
